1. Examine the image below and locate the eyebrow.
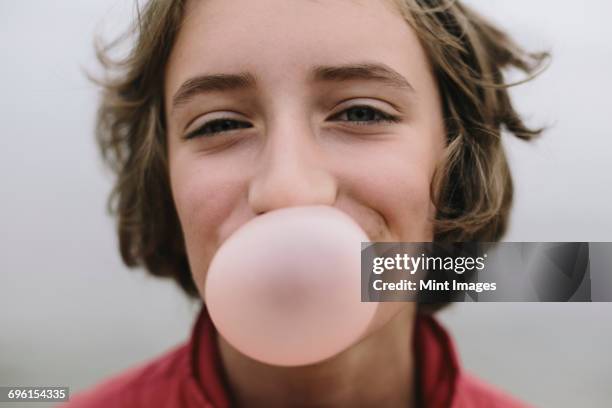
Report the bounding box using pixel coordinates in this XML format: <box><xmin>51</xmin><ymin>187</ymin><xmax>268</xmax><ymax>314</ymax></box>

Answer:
<box><xmin>171</xmin><ymin>62</ymin><xmax>414</xmax><ymax>112</ymax></box>
<box><xmin>310</xmin><ymin>62</ymin><xmax>415</xmax><ymax>91</ymax></box>
<box><xmin>171</xmin><ymin>72</ymin><xmax>257</xmax><ymax>110</ymax></box>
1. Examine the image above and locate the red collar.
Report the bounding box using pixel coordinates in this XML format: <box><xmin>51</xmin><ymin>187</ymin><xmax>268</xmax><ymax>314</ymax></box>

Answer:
<box><xmin>413</xmin><ymin>311</ymin><xmax>460</xmax><ymax>407</ymax></box>
<box><xmin>188</xmin><ymin>305</ymin><xmax>460</xmax><ymax>408</ymax></box>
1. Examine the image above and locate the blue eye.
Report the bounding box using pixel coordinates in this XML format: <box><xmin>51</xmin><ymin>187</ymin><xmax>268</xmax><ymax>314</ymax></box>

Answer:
<box><xmin>330</xmin><ymin>106</ymin><xmax>399</xmax><ymax>124</ymax></box>
<box><xmin>185</xmin><ymin>118</ymin><xmax>252</xmax><ymax>139</ymax></box>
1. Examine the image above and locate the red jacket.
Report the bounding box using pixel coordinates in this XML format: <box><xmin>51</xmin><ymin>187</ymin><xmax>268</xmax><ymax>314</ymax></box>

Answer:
<box><xmin>62</xmin><ymin>305</ymin><xmax>530</xmax><ymax>407</ymax></box>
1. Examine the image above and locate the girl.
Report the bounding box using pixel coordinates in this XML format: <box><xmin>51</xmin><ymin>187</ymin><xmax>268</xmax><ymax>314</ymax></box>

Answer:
<box><xmin>68</xmin><ymin>0</ymin><xmax>546</xmax><ymax>406</ymax></box>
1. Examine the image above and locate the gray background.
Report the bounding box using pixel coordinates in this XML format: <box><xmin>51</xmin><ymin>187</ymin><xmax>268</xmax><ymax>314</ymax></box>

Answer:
<box><xmin>1</xmin><ymin>1</ymin><xmax>611</xmax><ymax>407</ymax></box>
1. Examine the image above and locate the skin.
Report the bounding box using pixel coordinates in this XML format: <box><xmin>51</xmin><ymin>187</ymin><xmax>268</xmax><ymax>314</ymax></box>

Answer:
<box><xmin>164</xmin><ymin>0</ymin><xmax>446</xmax><ymax>406</ymax></box>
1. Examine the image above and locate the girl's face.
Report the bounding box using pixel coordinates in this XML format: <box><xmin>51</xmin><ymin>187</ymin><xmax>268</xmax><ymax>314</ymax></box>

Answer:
<box><xmin>165</xmin><ymin>0</ymin><xmax>445</xmax><ymax>307</ymax></box>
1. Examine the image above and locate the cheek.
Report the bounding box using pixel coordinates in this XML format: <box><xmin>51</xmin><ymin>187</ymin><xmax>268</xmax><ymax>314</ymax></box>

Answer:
<box><xmin>375</xmin><ymin>158</ymin><xmax>435</xmax><ymax>240</ymax></box>
<box><xmin>339</xmin><ymin>133</ymin><xmax>443</xmax><ymax>242</ymax></box>
<box><xmin>170</xmin><ymin>157</ymin><xmax>247</xmax><ymax>296</ymax></box>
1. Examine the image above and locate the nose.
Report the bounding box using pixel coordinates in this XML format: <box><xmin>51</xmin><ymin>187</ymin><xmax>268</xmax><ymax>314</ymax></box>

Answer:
<box><xmin>248</xmin><ymin>123</ymin><xmax>337</xmax><ymax>215</ymax></box>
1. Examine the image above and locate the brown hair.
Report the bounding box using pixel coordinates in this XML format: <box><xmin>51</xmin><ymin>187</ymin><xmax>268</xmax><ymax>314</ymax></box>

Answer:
<box><xmin>93</xmin><ymin>0</ymin><xmax>549</xmax><ymax>308</ymax></box>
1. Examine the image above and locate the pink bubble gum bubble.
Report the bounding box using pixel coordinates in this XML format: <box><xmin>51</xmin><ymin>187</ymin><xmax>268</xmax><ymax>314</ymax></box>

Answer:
<box><xmin>205</xmin><ymin>205</ymin><xmax>378</xmax><ymax>367</ymax></box>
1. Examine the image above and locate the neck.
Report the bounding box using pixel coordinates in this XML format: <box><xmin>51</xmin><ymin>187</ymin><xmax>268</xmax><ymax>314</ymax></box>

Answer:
<box><xmin>217</xmin><ymin>305</ymin><xmax>417</xmax><ymax>408</ymax></box>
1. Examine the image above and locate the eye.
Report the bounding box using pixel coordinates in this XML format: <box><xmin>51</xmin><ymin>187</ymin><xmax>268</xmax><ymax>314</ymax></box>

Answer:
<box><xmin>329</xmin><ymin>105</ymin><xmax>400</xmax><ymax>125</ymax></box>
<box><xmin>185</xmin><ymin>118</ymin><xmax>253</xmax><ymax>139</ymax></box>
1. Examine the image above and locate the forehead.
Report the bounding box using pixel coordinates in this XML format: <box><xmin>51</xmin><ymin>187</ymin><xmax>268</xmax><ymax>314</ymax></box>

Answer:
<box><xmin>166</xmin><ymin>0</ymin><xmax>429</xmax><ymax>96</ymax></box>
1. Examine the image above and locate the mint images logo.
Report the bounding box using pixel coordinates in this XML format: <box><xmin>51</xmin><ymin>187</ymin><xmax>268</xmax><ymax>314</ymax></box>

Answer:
<box><xmin>361</xmin><ymin>242</ymin><xmax>609</xmax><ymax>302</ymax></box>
